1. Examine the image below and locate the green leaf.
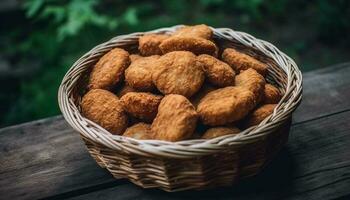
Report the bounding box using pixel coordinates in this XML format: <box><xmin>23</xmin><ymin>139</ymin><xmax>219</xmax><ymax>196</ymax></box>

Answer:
<box><xmin>123</xmin><ymin>8</ymin><xmax>139</xmax><ymax>26</ymax></box>
<box><xmin>40</xmin><ymin>6</ymin><xmax>66</xmax><ymax>23</ymax></box>
<box><xmin>23</xmin><ymin>0</ymin><xmax>44</xmax><ymax>18</ymax></box>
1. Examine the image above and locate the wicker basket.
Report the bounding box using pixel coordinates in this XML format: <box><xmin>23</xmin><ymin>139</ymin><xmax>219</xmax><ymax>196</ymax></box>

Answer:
<box><xmin>58</xmin><ymin>25</ymin><xmax>302</xmax><ymax>192</ymax></box>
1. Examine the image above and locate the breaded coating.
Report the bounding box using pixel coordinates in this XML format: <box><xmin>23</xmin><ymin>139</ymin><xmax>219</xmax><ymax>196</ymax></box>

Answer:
<box><xmin>129</xmin><ymin>54</ymin><xmax>142</xmax><ymax>62</ymax></box>
<box><xmin>173</xmin><ymin>24</ymin><xmax>213</xmax><ymax>40</ymax></box>
<box><xmin>197</xmin><ymin>86</ymin><xmax>256</xmax><ymax>126</ymax></box>
<box><xmin>190</xmin><ymin>83</ymin><xmax>217</xmax><ymax>108</ymax></box>
<box><xmin>159</xmin><ymin>37</ymin><xmax>218</xmax><ymax>57</ymax></box>
<box><xmin>151</xmin><ymin>94</ymin><xmax>198</xmax><ymax>141</ymax></box>
<box><xmin>81</xmin><ymin>89</ymin><xmax>128</xmax><ymax>134</ymax></box>
<box><xmin>125</xmin><ymin>55</ymin><xmax>160</xmax><ymax>91</ymax></box>
<box><xmin>152</xmin><ymin>51</ymin><xmax>205</xmax><ymax>97</ymax></box>
<box><xmin>202</xmin><ymin>126</ymin><xmax>241</xmax><ymax>139</ymax></box>
<box><xmin>235</xmin><ymin>68</ymin><xmax>266</xmax><ymax>104</ymax></box>
<box><xmin>222</xmin><ymin>48</ymin><xmax>267</xmax><ymax>76</ymax></box>
<box><xmin>263</xmin><ymin>84</ymin><xmax>282</xmax><ymax>104</ymax></box>
<box><xmin>245</xmin><ymin>104</ymin><xmax>277</xmax><ymax>127</ymax></box>
<box><xmin>88</xmin><ymin>48</ymin><xmax>130</xmax><ymax>90</ymax></box>
<box><xmin>139</xmin><ymin>34</ymin><xmax>170</xmax><ymax>56</ymax></box>
<box><xmin>120</xmin><ymin>92</ymin><xmax>163</xmax><ymax>122</ymax></box>
<box><xmin>116</xmin><ymin>83</ymin><xmax>137</xmax><ymax>97</ymax></box>
<box><xmin>197</xmin><ymin>55</ymin><xmax>235</xmax><ymax>87</ymax></box>
<box><xmin>123</xmin><ymin>123</ymin><xmax>153</xmax><ymax>140</ymax></box>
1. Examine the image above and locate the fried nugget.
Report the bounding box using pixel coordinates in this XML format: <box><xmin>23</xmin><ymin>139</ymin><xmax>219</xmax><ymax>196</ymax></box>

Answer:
<box><xmin>197</xmin><ymin>86</ymin><xmax>256</xmax><ymax>126</ymax></box>
<box><xmin>125</xmin><ymin>55</ymin><xmax>160</xmax><ymax>91</ymax></box>
<box><xmin>139</xmin><ymin>34</ymin><xmax>170</xmax><ymax>56</ymax></box>
<box><xmin>173</xmin><ymin>24</ymin><xmax>213</xmax><ymax>40</ymax></box>
<box><xmin>129</xmin><ymin>54</ymin><xmax>142</xmax><ymax>62</ymax></box>
<box><xmin>123</xmin><ymin>123</ymin><xmax>153</xmax><ymax>140</ymax></box>
<box><xmin>151</xmin><ymin>94</ymin><xmax>198</xmax><ymax>141</ymax></box>
<box><xmin>190</xmin><ymin>83</ymin><xmax>217</xmax><ymax>108</ymax></box>
<box><xmin>202</xmin><ymin>126</ymin><xmax>241</xmax><ymax>139</ymax></box>
<box><xmin>116</xmin><ymin>83</ymin><xmax>137</xmax><ymax>97</ymax></box>
<box><xmin>88</xmin><ymin>48</ymin><xmax>130</xmax><ymax>90</ymax></box>
<box><xmin>152</xmin><ymin>51</ymin><xmax>205</xmax><ymax>97</ymax></box>
<box><xmin>245</xmin><ymin>104</ymin><xmax>277</xmax><ymax>127</ymax></box>
<box><xmin>120</xmin><ymin>92</ymin><xmax>162</xmax><ymax>122</ymax></box>
<box><xmin>263</xmin><ymin>83</ymin><xmax>282</xmax><ymax>104</ymax></box>
<box><xmin>235</xmin><ymin>68</ymin><xmax>266</xmax><ymax>104</ymax></box>
<box><xmin>159</xmin><ymin>37</ymin><xmax>218</xmax><ymax>57</ymax></box>
<box><xmin>81</xmin><ymin>89</ymin><xmax>128</xmax><ymax>134</ymax></box>
<box><xmin>197</xmin><ymin>55</ymin><xmax>235</xmax><ymax>87</ymax></box>
<box><xmin>222</xmin><ymin>48</ymin><xmax>267</xmax><ymax>76</ymax></box>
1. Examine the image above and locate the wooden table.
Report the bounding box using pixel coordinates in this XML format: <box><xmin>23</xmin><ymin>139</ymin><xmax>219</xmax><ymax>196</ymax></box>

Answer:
<box><xmin>1</xmin><ymin>63</ymin><xmax>350</xmax><ymax>200</ymax></box>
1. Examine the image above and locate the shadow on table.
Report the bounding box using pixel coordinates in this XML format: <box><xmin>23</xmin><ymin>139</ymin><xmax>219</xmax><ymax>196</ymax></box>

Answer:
<box><xmin>142</xmin><ymin>148</ymin><xmax>296</xmax><ymax>199</ymax></box>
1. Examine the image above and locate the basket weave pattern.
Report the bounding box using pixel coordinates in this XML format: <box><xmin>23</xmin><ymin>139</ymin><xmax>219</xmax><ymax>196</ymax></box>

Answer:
<box><xmin>58</xmin><ymin>25</ymin><xmax>302</xmax><ymax>191</ymax></box>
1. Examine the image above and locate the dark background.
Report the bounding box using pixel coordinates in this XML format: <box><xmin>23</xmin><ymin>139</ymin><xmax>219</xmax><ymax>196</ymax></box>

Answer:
<box><xmin>0</xmin><ymin>0</ymin><xmax>349</xmax><ymax>127</ymax></box>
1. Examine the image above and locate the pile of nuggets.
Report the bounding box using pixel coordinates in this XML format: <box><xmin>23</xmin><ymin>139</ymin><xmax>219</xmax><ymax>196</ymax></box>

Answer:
<box><xmin>81</xmin><ymin>24</ymin><xmax>282</xmax><ymax>142</ymax></box>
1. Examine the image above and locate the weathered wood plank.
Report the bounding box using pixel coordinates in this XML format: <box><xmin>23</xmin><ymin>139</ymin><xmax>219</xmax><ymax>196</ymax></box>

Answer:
<box><xmin>67</xmin><ymin>110</ymin><xmax>350</xmax><ymax>200</ymax></box>
<box><xmin>293</xmin><ymin>62</ymin><xmax>350</xmax><ymax>123</ymax></box>
<box><xmin>1</xmin><ymin>63</ymin><xmax>350</xmax><ymax>200</ymax></box>
<box><xmin>0</xmin><ymin>116</ymin><xmax>115</xmax><ymax>200</ymax></box>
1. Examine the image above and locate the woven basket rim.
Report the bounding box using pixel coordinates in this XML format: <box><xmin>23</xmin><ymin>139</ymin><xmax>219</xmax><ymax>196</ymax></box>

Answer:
<box><xmin>58</xmin><ymin>25</ymin><xmax>303</xmax><ymax>158</ymax></box>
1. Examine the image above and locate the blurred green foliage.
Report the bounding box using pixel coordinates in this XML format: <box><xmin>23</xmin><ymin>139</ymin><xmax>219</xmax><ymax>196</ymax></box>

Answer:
<box><xmin>0</xmin><ymin>0</ymin><xmax>349</xmax><ymax>126</ymax></box>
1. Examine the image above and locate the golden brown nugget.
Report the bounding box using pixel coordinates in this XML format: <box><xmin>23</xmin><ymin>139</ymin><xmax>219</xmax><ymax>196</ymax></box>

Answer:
<box><xmin>197</xmin><ymin>55</ymin><xmax>235</xmax><ymax>87</ymax></box>
<box><xmin>116</xmin><ymin>83</ymin><xmax>137</xmax><ymax>97</ymax></box>
<box><xmin>222</xmin><ymin>48</ymin><xmax>267</xmax><ymax>76</ymax></box>
<box><xmin>138</xmin><ymin>34</ymin><xmax>170</xmax><ymax>56</ymax></box>
<box><xmin>245</xmin><ymin>104</ymin><xmax>277</xmax><ymax>127</ymax></box>
<box><xmin>173</xmin><ymin>24</ymin><xmax>213</xmax><ymax>40</ymax></box>
<box><xmin>88</xmin><ymin>48</ymin><xmax>130</xmax><ymax>90</ymax></box>
<box><xmin>190</xmin><ymin>83</ymin><xmax>217</xmax><ymax>108</ymax></box>
<box><xmin>263</xmin><ymin>84</ymin><xmax>282</xmax><ymax>104</ymax></box>
<box><xmin>123</xmin><ymin>123</ymin><xmax>153</xmax><ymax>140</ymax></box>
<box><xmin>120</xmin><ymin>92</ymin><xmax>163</xmax><ymax>122</ymax></box>
<box><xmin>125</xmin><ymin>55</ymin><xmax>160</xmax><ymax>91</ymax></box>
<box><xmin>235</xmin><ymin>68</ymin><xmax>266</xmax><ymax>104</ymax></box>
<box><xmin>81</xmin><ymin>89</ymin><xmax>128</xmax><ymax>134</ymax></box>
<box><xmin>152</xmin><ymin>51</ymin><xmax>205</xmax><ymax>97</ymax></box>
<box><xmin>159</xmin><ymin>37</ymin><xmax>218</xmax><ymax>57</ymax></box>
<box><xmin>202</xmin><ymin>126</ymin><xmax>241</xmax><ymax>139</ymax></box>
<box><xmin>151</xmin><ymin>94</ymin><xmax>198</xmax><ymax>141</ymax></box>
<box><xmin>197</xmin><ymin>86</ymin><xmax>256</xmax><ymax>126</ymax></box>
<box><xmin>129</xmin><ymin>54</ymin><xmax>142</xmax><ymax>62</ymax></box>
